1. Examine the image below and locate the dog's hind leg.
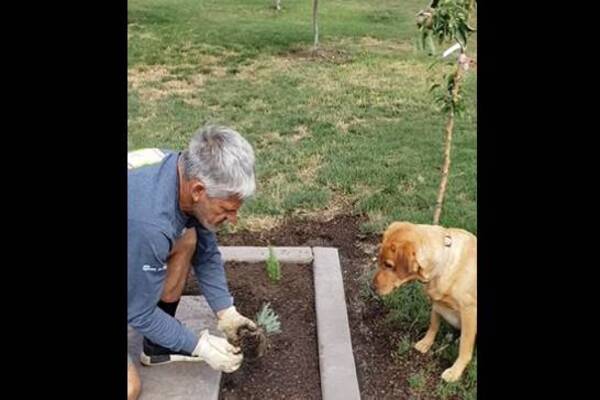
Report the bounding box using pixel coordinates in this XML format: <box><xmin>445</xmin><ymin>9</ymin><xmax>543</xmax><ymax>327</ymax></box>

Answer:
<box><xmin>441</xmin><ymin>305</ymin><xmax>476</xmax><ymax>382</ymax></box>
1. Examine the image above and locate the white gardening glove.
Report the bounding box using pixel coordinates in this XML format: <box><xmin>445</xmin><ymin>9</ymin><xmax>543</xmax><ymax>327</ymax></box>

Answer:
<box><xmin>217</xmin><ymin>306</ymin><xmax>257</xmax><ymax>343</ymax></box>
<box><xmin>192</xmin><ymin>329</ymin><xmax>243</xmax><ymax>373</ymax></box>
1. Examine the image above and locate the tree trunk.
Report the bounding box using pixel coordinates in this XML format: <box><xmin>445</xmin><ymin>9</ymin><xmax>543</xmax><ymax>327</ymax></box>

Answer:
<box><xmin>433</xmin><ymin>65</ymin><xmax>464</xmax><ymax>225</ymax></box>
<box><xmin>312</xmin><ymin>0</ymin><xmax>319</xmax><ymax>49</ymax></box>
<box><xmin>433</xmin><ymin>110</ymin><xmax>455</xmax><ymax>225</ymax></box>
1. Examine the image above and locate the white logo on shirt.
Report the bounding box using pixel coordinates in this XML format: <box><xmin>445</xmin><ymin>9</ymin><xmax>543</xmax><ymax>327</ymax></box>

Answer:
<box><xmin>142</xmin><ymin>264</ymin><xmax>167</xmax><ymax>272</ymax></box>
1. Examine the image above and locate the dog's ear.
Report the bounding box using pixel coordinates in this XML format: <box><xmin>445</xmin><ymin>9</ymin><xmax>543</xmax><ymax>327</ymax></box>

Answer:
<box><xmin>407</xmin><ymin>242</ymin><xmax>421</xmax><ymax>274</ymax></box>
<box><xmin>394</xmin><ymin>241</ymin><xmax>420</xmax><ymax>275</ymax></box>
<box><xmin>400</xmin><ymin>240</ymin><xmax>432</xmax><ymax>275</ymax></box>
<box><xmin>413</xmin><ymin>243</ymin><xmax>432</xmax><ymax>280</ymax></box>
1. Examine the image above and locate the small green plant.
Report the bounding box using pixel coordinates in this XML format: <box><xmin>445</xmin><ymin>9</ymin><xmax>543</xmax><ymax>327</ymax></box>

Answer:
<box><xmin>408</xmin><ymin>370</ymin><xmax>427</xmax><ymax>393</ymax></box>
<box><xmin>395</xmin><ymin>335</ymin><xmax>413</xmax><ymax>357</ymax></box>
<box><xmin>255</xmin><ymin>302</ymin><xmax>282</xmax><ymax>335</ymax></box>
<box><xmin>265</xmin><ymin>246</ymin><xmax>281</xmax><ymax>283</ymax></box>
<box><xmin>435</xmin><ymin>379</ymin><xmax>461</xmax><ymax>399</ymax></box>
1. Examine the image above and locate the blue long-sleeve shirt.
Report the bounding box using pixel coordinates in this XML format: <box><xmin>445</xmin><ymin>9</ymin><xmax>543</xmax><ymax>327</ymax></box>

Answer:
<box><xmin>128</xmin><ymin>151</ymin><xmax>233</xmax><ymax>354</ymax></box>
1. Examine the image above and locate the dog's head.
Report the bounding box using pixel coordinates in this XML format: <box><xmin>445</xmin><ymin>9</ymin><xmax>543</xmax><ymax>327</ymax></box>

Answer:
<box><xmin>371</xmin><ymin>222</ymin><xmax>426</xmax><ymax>296</ymax></box>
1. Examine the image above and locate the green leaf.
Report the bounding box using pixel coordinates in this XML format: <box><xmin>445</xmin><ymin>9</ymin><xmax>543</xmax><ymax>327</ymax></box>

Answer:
<box><xmin>427</xmin><ymin>59</ymin><xmax>441</xmax><ymax>70</ymax></box>
<box><xmin>457</xmin><ymin>32</ymin><xmax>467</xmax><ymax>47</ymax></box>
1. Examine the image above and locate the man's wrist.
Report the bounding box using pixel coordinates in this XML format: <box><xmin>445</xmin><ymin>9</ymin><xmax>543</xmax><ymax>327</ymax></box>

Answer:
<box><xmin>216</xmin><ymin>305</ymin><xmax>235</xmax><ymax>320</ymax></box>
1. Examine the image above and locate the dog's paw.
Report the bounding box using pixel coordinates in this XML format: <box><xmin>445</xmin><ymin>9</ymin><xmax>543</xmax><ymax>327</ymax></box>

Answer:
<box><xmin>414</xmin><ymin>338</ymin><xmax>433</xmax><ymax>353</ymax></box>
<box><xmin>441</xmin><ymin>367</ymin><xmax>462</xmax><ymax>382</ymax></box>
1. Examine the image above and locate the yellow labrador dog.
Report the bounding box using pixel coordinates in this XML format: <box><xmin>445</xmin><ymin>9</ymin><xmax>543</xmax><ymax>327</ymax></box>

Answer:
<box><xmin>371</xmin><ymin>221</ymin><xmax>477</xmax><ymax>382</ymax></box>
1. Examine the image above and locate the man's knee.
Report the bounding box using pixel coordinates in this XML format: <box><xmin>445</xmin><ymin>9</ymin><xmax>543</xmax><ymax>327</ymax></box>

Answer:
<box><xmin>161</xmin><ymin>289</ymin><xmax>183</xmax><ymax>303</ymax></box>
<box><xmin>161</xmin><ymin>228</ymin><xmax>197</xmax><ymax>302</ymax></box>
<box><xmin>128</xmin><ymin>362</ymin><xmax>142</xmax><ymax>400</ymax></box>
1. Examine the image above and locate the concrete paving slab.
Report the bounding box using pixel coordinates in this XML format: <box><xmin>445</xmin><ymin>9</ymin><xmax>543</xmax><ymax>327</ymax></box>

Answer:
<box><xmin>127</xmin><ymin>296</ymin><xmax>221</xmax><ymax>400</ymax></box>
<box><xmin>313</xmin><ymin>247</ymin><xmax>361</xmax><ymax>400</ymax></box>
<box><xmin>219</xmin><ymin>246</ymin><xmax>313</xmax><ymax>264</ymax></box>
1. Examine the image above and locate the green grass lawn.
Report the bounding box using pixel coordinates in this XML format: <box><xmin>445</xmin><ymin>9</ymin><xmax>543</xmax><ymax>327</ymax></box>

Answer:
<box><xmin>129</xmin><ymin>0</ymin><xmax>477</xmax><ymax>397</ymax></box>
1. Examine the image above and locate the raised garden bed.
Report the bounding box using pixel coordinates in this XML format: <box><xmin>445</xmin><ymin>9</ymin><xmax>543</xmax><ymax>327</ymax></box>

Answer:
<box><xmin>184</xmin><ymin>246</ymin><xmax>361</xmax><ymax>400</ymax></box>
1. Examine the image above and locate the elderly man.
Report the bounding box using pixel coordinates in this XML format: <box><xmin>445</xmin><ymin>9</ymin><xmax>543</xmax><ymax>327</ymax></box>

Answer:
<box><xmin>127</xmin><ymin>125</ymin><xmax>258</xmax><ymax>399</ymax></box>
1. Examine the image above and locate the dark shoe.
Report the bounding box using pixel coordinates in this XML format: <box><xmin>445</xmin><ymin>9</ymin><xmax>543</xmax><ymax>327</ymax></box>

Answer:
<box><xmin>140</xmin><ymin>338</ymin><xmax>198</xmax><ymax>366</ymax></box>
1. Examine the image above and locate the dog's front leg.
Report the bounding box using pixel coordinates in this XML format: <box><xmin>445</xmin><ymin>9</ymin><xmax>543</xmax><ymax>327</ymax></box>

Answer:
<box><xmin>414</xmin><ymin>309</ymin><xmax>440</xmax><ymax>353</ymax></box>
<box><xmin>441</xmin><ymin>305</ymin><xmax>476</xmax><ymax>382</ymax></box>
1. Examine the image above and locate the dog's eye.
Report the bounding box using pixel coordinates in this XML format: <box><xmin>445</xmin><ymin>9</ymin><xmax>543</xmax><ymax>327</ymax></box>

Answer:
<box><xmin>384</xmin><ymin>261</ymin><xmax>394</xmax><ymax>269</ymax></box>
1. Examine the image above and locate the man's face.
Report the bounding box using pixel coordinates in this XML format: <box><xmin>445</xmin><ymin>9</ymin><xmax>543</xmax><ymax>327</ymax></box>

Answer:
<box><xmin>192</xmin><ymin>192</ymin><xmax>243</xmax><ymax>232</ymax></box>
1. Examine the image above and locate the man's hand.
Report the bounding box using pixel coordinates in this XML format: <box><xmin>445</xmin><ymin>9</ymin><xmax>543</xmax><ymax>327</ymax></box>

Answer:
<box><xmin>192</xmin><ymin>330</ymin><xmax>243</xmax><ymax>373</ymax></box>
<box><xmin>217</xmin><ymin>306</ymin><xmax>257</xmax><ymax>342</ymax></box>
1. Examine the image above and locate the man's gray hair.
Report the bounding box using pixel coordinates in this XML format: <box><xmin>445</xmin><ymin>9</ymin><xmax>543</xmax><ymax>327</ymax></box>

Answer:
<box><xmin>181</xmin><ymin>125</ymin><xmax>256</xmax><ymax>200</ymax></box>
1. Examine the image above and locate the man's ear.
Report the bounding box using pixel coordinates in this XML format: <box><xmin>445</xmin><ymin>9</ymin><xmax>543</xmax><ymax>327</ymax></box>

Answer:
<box><xmin>190</xmin><ymin>180</ymin><xmax>206</xmax><ymax>203</ymax></box>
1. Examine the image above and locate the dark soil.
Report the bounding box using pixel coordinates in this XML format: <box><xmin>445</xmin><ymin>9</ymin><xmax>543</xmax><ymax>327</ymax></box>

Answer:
<box><xmin>185</xmin><ymin>261</ymin><xmax>321</xmax><ymax>400</ymax></box>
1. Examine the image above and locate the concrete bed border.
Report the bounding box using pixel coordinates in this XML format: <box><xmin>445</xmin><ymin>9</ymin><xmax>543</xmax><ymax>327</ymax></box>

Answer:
<box><xmin>219</xmin><ymin>246</ymin><xmax>361</xmax><ymax>400</ymax></box>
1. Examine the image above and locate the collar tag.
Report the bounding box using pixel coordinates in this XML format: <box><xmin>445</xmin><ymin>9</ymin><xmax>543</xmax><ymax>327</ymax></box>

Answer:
<box><xmin>444</xmin><ymin>235</ymin><xmax>452</xmax><ymax>247</ymax></box>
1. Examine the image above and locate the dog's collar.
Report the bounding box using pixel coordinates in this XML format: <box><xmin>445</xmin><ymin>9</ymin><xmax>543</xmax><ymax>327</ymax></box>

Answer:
<box><xmin>444</xmin><ymin>233</ymin><xmax>452</xmax><ymax>247</ymax></box>
<box><xmin>438</xmin><ymin>232</ymin><xmax>453</xmax><ymax>278</ymax></box>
